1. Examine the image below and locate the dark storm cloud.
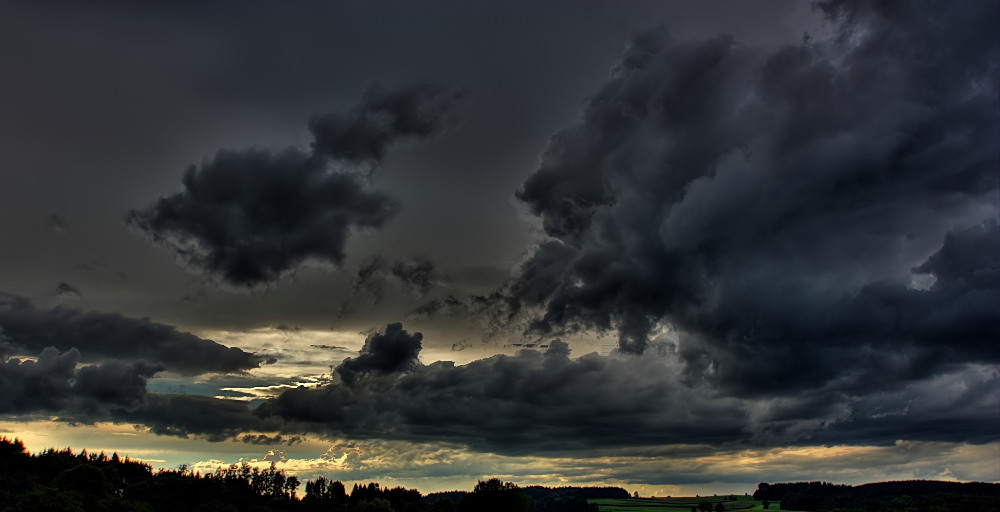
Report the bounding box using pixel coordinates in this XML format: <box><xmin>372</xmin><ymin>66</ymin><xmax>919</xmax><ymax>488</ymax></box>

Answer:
<box><xmin>255</xmin><ymin>324</ymin><xmax>997</xmax><ymax>453</ymax></box>
<box><xmin>127</xmin><ymin>148</ymin><xmax>397</xmax><ymax>287</ymax></box>
<box><xmin>913</xmin><ymin>222</ymin><xmax>1000</xmax><ymax>287</ymax></box>
<box><xmin>340</xmin><ymin>256</ymin><xmax>438</xmax><ymax>315</ymax></box>
<box><xmin>814</xmin><ymin>365</ymin><xmax>999</xmax><ymax>445</ymax></box>
<box><xmin>268</xmin><ymin>328</ymin><xmax>748</xmax><ymax>452</ymax></box>
<box><xmin>73</xmin><ymin>358</ymin><xmax>165</xmax><ymax>417</ymax></box>
<box><xmin>309</xmin><ymin>83</ymin><xmax>465</xmax><ymax>166</ymax></box>
<box><xmin>32</xmin><ymin>322</ymin><xmax>986</xmax><ymax>452</ymax></box>
<box><xmin>678</xmin><ymin>221</ymin><xmax>1000</xmax><ymax>399</ymax></box>
<box><xmin>391</xmin><ymin>257</ymin><xmax>436</xmax><ymax>297</ymax></box>
<box><xmin>123</xmin><ymin>393</ymin><xmax>280</xmax><ymax>441</ymax></box>
<box><xmin>129</xmin><ymin>84</ymin><xmax>460</xmax><ymax>287</ymax></box>
<box><xmin>0</xmin><ymin>295</ymin><xmax>262</xmax><ymax>375</ymax></box>
<box><xmin>0</xmin><ymin>345</ymin><xmax>270</xmax><ymax>439</ymax></box>
<box><xmin>0</xmin><ymin>346</ymin><xmax>162</xmax><ymax>416</ymax></box>
<box><xmin>453</xmin><ymin>0</ymin><xmax>1000</xmax><ymax>398</ymax></box>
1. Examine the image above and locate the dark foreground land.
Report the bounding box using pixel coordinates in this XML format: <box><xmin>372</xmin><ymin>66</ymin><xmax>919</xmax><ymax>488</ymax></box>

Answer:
<box><xmin>593</xmin><ymin>482</ymin><xmax>1000</xmax><ymax>512</ymax></box>
<box><xmin>591</xmin><ymin>495</ymin><xmax>764</xmax><ymax>512</ymax></box>
<box><xmin>1</xmin><ymin>437</ymin><xmax>997</xmax><ymax>512</ymax></box>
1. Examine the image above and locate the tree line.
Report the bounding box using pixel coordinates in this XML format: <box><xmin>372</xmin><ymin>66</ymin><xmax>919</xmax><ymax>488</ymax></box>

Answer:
<box><xmin>0</xmin><ymin>437</ymin><xmax>624</xmax><ymax>512</ymax></box>
<box><xmin>753</xmin><ymin>480</ymin><xmax>1000</xmax><ymax>512</ymax></box>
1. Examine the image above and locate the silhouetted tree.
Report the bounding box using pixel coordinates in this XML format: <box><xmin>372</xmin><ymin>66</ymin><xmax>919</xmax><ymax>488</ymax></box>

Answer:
<box><xmin>304</xmin><ymin>476</ymin><xmax>348</xmax><ymax>511</ymax></box>
<box><xmin>382</xmin><ymin>485</ymin><xmax>425</xmax><ymax>512</ymax></box>
<box><xmin>459</xmin><ymin>479</ymin><xmax>533</xmax><ymax>512</ymax></box>
<box><xmin>350</xmin><ymin>483</ymin><xmax>384</xmax><ymax>512</ymax></box>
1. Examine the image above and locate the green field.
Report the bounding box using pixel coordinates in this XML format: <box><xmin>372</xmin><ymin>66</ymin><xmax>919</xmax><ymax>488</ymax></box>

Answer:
<box><xmin>590</xmin><ymin>495</ymin><xmax>792</xmax><ymax>512</ymax></box>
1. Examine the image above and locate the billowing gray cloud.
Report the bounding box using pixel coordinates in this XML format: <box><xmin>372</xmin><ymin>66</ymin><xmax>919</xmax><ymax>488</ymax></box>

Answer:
<box><xmin>335</xmin><ymin>322</ymin><xmax>422</xmax><ymax>385</ymax></box>
<box><xmin>73</xmin><ymin>357</ymin><xmax>165</xmax><ymax>417</ymax></box>
<box><xmin>128</xmin><ymin>84</ymin><xmax>460</xmax><ymax>287</ymax></box>
<box><xmin>443</xmin><ymin>0</ymin><xmax>1000</xmax><ymax>397</ymax></box>
<box><xmin>266</xmin><ymin>327</ymin><xmax>745</xmax><ymax>452</ymax></box>
<box><xmin>309</xmin><ymin>83</ymin><xmax>465</xmax><ymax>166</ymax></box>
<box><xmin>0</xmin><ymin>294</ymin><xmax>262</xmax><ymax>375</ymax></box>
<box><xmin>258</xmin><ymin>324</ymin><xmax>997</xmax><ymax>453</ymax></box>
<box><xmin>0</xmin><ymin>346</ymin><xmax>80</xmax><ymax>414</ymax></box>
<box><xmin>0</xmin><ymin>346</ymin><xmax>162</xmax><ymax>416</ymax></box>
<box><xmin>816</xmin><ymin>365</ymin><xmax>999</xmax><ymax>446</ymax></box>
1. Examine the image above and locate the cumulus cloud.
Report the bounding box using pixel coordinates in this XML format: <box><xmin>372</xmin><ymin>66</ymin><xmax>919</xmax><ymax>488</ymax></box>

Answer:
<box><xmin>127</xmin><ymin>148</ymin><xmax>397</xmax><ymax>287</ymax></box>
<box><xmin>129</xmin><ymin>83</ymin><xmax>462</xmax><ymax>287</ymax></box>
<box><xmin>436</xmin><ymin>0</ymin><xmax>1000</xmax><ymax>400</ymax></box>
<box><xmin>334</xmin><ymin>322</ymin><xmax>423</xmax><ymax>385</ymax></box>
<box><xmin>0</xmin><ymin>294</ymin><xmax>262</xmax><ymax>375</ymax></box>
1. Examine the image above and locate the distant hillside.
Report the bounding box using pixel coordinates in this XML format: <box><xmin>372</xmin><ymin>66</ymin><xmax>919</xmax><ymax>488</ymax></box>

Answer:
<box><xmin>754</xmin><ymin>480</ymin><xmax>1000</xmax><ymax>511</ymax></box>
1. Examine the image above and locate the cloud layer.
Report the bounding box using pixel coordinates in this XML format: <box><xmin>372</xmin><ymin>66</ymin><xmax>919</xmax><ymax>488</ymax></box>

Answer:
<box><xmin>4</xmin><ymin>319</ymin><xmax>994</xmax><ymax>457</ymax></box>
<box><xmin>0</xmin><ymin>295</ymin><xmax>261</xmax><ymax>375</ymax></box>
<box><xmin>254</xmin><ymin>323</ymin><xmax>993</xmax><ymax>454</ymax></box>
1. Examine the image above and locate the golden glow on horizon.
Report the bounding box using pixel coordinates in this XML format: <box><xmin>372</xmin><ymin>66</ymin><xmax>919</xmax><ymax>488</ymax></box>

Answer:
<box><xmin>2</xmin><ymin>420</ymin><xmax>995</xmax><ymax>495</ymax></box>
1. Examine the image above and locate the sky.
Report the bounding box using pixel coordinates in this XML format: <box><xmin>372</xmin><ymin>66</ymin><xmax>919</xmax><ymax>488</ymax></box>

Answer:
<box><xmin>1</xmin><ymin>0</ymin><xmax>998</xmax><ymax>497</ymax></box>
